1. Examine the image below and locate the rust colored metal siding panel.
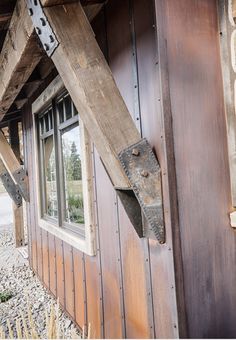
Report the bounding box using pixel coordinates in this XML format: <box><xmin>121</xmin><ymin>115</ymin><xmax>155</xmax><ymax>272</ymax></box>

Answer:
<box><xmin>93</xmin><ymin>150</ymin><xmax>124</xmax><ymax>339</ymax></box>
<box><xmin>84</xmin><ymin>254</ymin><xmax>103</xmax><ymax>339</ymax></box>
<box><xmin>55</xmin><ymin>238</ymin><xmax>65</xmax><ymax>308</ymax></box>
<box><xmin>48</xmin><ymin>233</ymin><xmax>57</xmax><ymax>296</ymax></box>
<box><xmin>73</xmin><ymin>249</ymin><xmax>86</xmax><ymax>329</ymax></box>
<box><xmin>83</xmin><ymin>145</ymin><xmax>104</xmax><ymax>339</ymax></box>
<box><xmin>134</xmin><ymin>0</ymin><xmax>182</xmax><ymax>337</ymax></box>
<box><xmin>160</xmin><ymin>0</ymin><xmax>236</xmax><ymax>337</ymax></box>
<box><xmin>106</xmin><ymin>0</ymin><xmax>153</xmax><ymax>338</ymax></box>
<box><xmin>64</xmin><ymin>242</ymin><xmax>75</xmax><ymax>319</ymax></box>
<box><xmin>42</xmin><ymin>229</ymin><xmax>50</xmax><ymax>288</ymax></box>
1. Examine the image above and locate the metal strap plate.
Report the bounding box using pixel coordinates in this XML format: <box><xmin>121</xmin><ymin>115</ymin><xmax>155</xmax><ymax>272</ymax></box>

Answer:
<box><xmin>119</xmin><ymin>138</ymin><xmax>165</xmax><ymax>244</ymax></box>
<box><xmin>26</xmin><ymin>0</ymin><xmax>59</xmax><ymax>57</ymax></box>
<box><xmin>13</xmin><ymin>168</ymin><xmax>29</xmax><ymax>202</ymax></box>
<box><xmin>0</xmin><ymin>171</ymin><xmax>22</xmax><ymax>207</ymax></box>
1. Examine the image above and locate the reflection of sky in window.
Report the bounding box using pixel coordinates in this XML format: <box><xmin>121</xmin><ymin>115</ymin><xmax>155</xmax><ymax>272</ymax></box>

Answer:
<box><xmin>62</xmin><ymin>126</ymin><xmax>81</xmax><ymax>156</ymax></box>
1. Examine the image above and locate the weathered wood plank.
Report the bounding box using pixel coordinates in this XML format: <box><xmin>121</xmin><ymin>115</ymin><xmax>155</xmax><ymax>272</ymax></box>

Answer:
<box><xmin>0</xmin><ymin>0</ymin><xmax>104</xmax><ymax>122</ymax></box>
<box><xmin>44</xmin><ymin>2</ymin><xmax>140</xmax><ymax>188</ymax></box>
<box><xmin>0</xmin><ymin>129</ymin><xmax>21</xmax><ymax>173</ymax></box>
<box><xmin>0</xmin><ymin>0</ymin><xmax>42</xmax><ymax>120</ymax></box>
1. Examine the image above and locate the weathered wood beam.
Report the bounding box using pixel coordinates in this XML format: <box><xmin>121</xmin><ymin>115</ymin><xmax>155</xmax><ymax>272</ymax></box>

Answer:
<box><xmin>0</xmin><ymin>0</ymin><xmax>43</xmax><ymax>121</ymax></box>
<box><xmin>0</xmin><ymin>129</ymin><xmax>29</xmax><ymax>201</ymax></box>
<box><xmin>44</xmin><ymin>2</ymin><xmax>140</xmax><ymax>188</ymax></box>
<box><xmin>41</xmin><ymin>0</ymin><xmax>104</xmax><ymax>21</ymax></box>
<box><xmin>0</xmin><ymin>0</ymin><xmax>104</xmax><ymax>122</ymax></box>
<box><xmin>0</xmin><ymin>158</ymin><xmax>22</xmax><ymax>207</ymax></box>
<box><xmin>41</xmin><ymin>0</ymin><xmax>104</xmax><ymax>6</ymax></box>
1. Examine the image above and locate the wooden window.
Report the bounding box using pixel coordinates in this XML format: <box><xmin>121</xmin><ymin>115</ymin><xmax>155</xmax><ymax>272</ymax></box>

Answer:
<box><xmin>33</xmin><ymin>77</ymin><xmax>96</xmax><ymax>255</ymax></box>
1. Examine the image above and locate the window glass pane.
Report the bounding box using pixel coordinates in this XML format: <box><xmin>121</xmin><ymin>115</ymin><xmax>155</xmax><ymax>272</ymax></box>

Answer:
<box><xmin>64</xmin><ymin>95</ymin><xmax>72</xmax><ymax>120</ymax></box>
<box><xmin>43</xmin><ymin>135</ymin><xmax>58</xmax><ymax>218</ymax></box>
<box><xmin>61</xmin><ymin>124</ymin><xmax>84</xmax><ymax>225</ymax></box>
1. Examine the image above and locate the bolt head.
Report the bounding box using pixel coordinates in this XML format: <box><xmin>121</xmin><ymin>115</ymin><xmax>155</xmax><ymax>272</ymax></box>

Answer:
<box><xmin>36</xmin><ymin>27</ymin><xmax>42</xmax><ymax>35</ymax></box>
<box><xmin>132</xmin><ymin>148</ymin><xmax>140</xmax><ymax>156</ymax></box>
<box><xmin>141</xmin><ymin>170</ymin><xmax>149</xmax><ymax>177</ymax></box>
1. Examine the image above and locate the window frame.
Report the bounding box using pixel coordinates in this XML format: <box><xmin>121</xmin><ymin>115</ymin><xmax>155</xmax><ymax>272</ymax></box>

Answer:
<box><xmin>32</xmin><ymin>75</ymin><xmax>96</xmax><ymax>256</ymax></box>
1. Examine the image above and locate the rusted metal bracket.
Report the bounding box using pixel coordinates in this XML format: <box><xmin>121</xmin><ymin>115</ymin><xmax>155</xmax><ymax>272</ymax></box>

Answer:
<box><xmin>0</xmin><ymin>171</ymin><xmax>22</xmax><ymax>207</ymax></box>
<box><xmin>118</xmin><ymin>138</ymin><xmax>165</xmax><ymax>244</ymax></box>
<box><xmin>26</xmin><ymin>0</ymin><xmax>59</xmax><ymax>57</ymax></box>
<box><xmin>12</xmin><ymin>168</ymin><xmax>30</xmax><ymax>202</ymax></box>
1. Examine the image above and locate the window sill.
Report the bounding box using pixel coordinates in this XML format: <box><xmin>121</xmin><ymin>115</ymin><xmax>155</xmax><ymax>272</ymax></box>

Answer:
<box><xmin>39</xmin><ymin>218</ymin><xmax>96</xmax><ymax>256</ymax></box>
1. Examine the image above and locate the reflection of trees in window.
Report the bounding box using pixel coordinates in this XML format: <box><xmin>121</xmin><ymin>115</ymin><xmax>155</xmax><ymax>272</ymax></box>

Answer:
<box><xmin>70</xmin><ymin>142</ymin><xmax>82</xmax><ymax>181</ymax></box>
<box><xmin>37</xmin><ymin>92</ymin><xmax>86</xmax><ymax>236</ymax></box>
<box><xmin>62</xmin><ymin>125</ymin><xmax>84</xmax><ymax>225</ymax></box>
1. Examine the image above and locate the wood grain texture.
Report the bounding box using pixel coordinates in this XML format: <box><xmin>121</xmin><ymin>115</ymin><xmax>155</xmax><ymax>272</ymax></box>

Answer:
<box><xmin>0</xmin><ymin>0</ymin><xmax>42</xmax><ymax>119</ymax></box>
<box><xmin>162</xmin><ymin>0</ymin><xmax>236</xmax><ymax>337</ymax></box>
<box><xmin>45</xmin><ymin>2</ymin><xmax>140</xmax><ymax>188</ymax></box>
<box><xmin>0</xmin><ymin>129</ymin><xmax>22</xmax><ymax>173</ymax></box>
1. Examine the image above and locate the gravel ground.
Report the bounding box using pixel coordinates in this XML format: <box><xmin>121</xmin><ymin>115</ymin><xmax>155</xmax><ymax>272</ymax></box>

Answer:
<box><xmin>0</xmin><ymin>226</ymin><xmax>81</xmax><ymax>339</ymax></box>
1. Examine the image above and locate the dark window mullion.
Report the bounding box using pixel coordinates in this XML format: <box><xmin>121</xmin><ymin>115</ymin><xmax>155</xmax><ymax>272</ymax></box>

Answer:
<box><xmin>41</xmin><ymin>138</ymin><xmax>47</xmax><ymax>216</ymax></box>
<box><xmin>37</xmin><ymin>117</ymin><xmax>46</xmax><ymax>217</ymax></box>
<box><xmin>52</xmin><ymin>99</ymin><xmax>63</xmax><ymax>227</ymax></box>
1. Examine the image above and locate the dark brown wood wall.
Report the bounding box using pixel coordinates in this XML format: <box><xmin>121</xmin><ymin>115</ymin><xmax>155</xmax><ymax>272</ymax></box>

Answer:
<box><xmin>155</xmin><ymin>0</ymin><xmax>236</xmax><ymax>337</ymax></box>
<box><xmin>22</xmin><ymin>0</ymin><xmax>181</xmax><ymax>338</ymax></box>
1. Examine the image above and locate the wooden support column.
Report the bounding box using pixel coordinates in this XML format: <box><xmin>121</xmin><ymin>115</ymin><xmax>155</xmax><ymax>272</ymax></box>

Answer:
<box><xmin>43</xmin><ymin>2</ymin><xmax>140</xmax><ymax>188</ymax></box>
<box><xmin>9</xmin><ymin>121</ymin><xmax>25</xmax><ymax>247</ymax></box>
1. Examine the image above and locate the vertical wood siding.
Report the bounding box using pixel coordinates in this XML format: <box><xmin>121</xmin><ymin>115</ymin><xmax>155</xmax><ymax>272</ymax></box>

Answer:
<box><xmin>23</xmin><ymin>0</ymin><xmax>180</xmax><ymax>338</ymax></box>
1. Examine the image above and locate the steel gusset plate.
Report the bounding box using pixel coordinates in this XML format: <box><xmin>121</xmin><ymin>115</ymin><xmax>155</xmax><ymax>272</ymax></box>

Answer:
<box><xmin>0</xmin><ymin>171</ymin><xmax>22</xmax><ymax>207</ymax></box>
<box><xmin>13</xmin><ymin>168</ymin><xmax>30</xmax><ymax>202</ymax></box>
<box><xmin>118</xmin><ymin>138</ymin><xmax>165</xmax><ymax>244</ymax></box>
<box><xmin>26</xmin><ymin>0</ymin><xmax>59</xmax><ymax>57</ymax></box>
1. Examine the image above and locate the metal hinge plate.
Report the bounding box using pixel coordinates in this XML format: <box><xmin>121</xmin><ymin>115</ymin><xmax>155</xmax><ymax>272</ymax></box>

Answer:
<box><xmin>26</xmin><ymin>0</ymin><xmax>59</xmax><ymax>57</ymax></box>
<box><xmin>0</xmin><ymin>171</ymin><xmax>22</xmax><ymax>207</ymax></box>
<box><xmin>118</xmin><ymin>138</ymin><xmax>165</xmax><ymax>244</ymax></box>
<box><xmin>13</xmin><ymin>168</ymin><xmax>30</xmax><ymax>202</ymax></box>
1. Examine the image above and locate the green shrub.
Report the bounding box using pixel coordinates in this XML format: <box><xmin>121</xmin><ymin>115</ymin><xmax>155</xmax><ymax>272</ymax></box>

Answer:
<box><xmin>0</xmin><ymin>291</ymin><xmax>12</xmax><ymax>303</ymax></box>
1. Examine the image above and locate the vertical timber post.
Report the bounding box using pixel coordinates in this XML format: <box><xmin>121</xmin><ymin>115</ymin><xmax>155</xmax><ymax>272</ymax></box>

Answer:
<box><xmin>9</xmin><ymin>120</ymin><xmax>25</xmax><ymax>247</ymax></box>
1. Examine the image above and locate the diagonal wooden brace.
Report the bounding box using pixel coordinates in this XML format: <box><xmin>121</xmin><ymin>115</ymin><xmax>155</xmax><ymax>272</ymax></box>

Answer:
<box><xmin>27</xmin><ymin>1</ymin><xmax>165</xmax><ymax>242</ymax></box>
<box><xmin>0</xmin><ymin>159</ymin><xmax>22</xmax><ymax>207</ymax></box>
<box><xmin>0</xmin><ymin>130</ymin><xmax>29</xmax><ymax>202</ymax></box>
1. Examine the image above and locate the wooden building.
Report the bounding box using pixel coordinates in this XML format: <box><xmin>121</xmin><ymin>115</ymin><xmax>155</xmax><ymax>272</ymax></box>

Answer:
<box><xmin>1</xmin><ymin>0</ymin><xmax>236</xmax><ymax>338</ymax></box>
